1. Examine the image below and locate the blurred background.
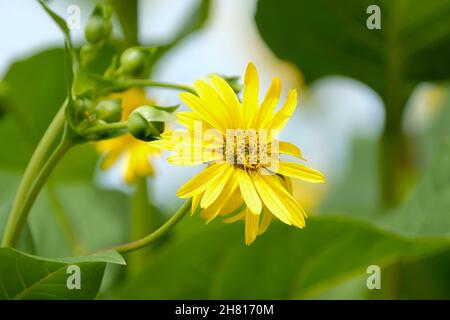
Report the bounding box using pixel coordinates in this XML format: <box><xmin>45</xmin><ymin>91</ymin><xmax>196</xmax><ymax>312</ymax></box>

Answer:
<box><xmin>0</xmin><ymin>0</ymin><xmax>449</xmax><ymax>299</ymax></box>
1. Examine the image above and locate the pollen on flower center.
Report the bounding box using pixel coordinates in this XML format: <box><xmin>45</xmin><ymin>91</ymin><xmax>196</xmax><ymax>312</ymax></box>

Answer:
<box><xmin>221</xmin><ymin>128</ymin><xmax>273</xmax><ymax>171</ymax></box>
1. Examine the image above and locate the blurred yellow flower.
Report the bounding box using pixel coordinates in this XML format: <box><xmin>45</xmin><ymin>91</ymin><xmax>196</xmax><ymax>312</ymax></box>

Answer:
<box><xmin>154</xmin><ymin>63</ymin><xmax>325</xmax><ymax>244</ymax></box>
<box><xmin>96</xmin><ymin>88</ymin><xmax>161</xmax><ymax>184</ymax></box>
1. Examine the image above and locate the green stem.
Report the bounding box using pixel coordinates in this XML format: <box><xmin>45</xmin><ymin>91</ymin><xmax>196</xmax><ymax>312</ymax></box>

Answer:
<box><xmin>112</xmin><ymin>199</ymin><xmax>192</xmax><ymax>254</ymax></box>
<box><xmin>1</xmin><ymin>100</ymin><xmax>67</xmax><ymax>247</ymax></box>
<box><xmin>3</xmin><ymin>134</ymin><xmax>73</xmax><ymax>247</ymax></box>
<box><xmin>102</xmin><ymin>79</ymin><xmax>196</xmax><ymax>95</ymax></box>
<box><xmin>83</xmin><ymin>121</ymin><xmax>128</xmax><ymax>135</ymax></box>
<box><xmin>129</xmin><ymin>177</ymin><xmax>154</xmax><ymax>273</ymax></box>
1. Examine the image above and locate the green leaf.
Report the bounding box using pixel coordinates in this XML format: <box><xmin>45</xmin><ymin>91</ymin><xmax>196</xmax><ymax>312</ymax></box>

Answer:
<box><xmin>38</xmin><ymin>0</ymin><xmax>70</xmax><ymax>41</ymax></box>
<box><xmin>255</xmin><ymin>0</ymin><xmax>450</xmax><ymax>100</ymax></box>
<box><xmin>121</xmin><ymin>216</ymin><xmax>448</xmax><ymax>299</ymax></box>
<box><xmin>319</xmin><ymin>91</ymin><xmax>450</xmax><ymax>239</ymax></box>
<box><xmin>1</xmin><ymin>48</ymin><xmax>66</xmax><ymax>150</ymax></box>
<box><xmin>0</xmin><ymin>247</ymin><xmax>124</xmax><ymax>300</ymax></box>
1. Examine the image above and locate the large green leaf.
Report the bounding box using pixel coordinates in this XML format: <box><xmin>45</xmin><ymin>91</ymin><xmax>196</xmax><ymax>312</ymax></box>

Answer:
<box><xmin>0</xmin><ymin>48</ymin><xmax>66</xmax><ymax>151</ymax></box>
<box><xmin>255</xmin><ymin>0</ymin><xmax>450</xmax><ymax>100</ymax></box>
<box><xmin>319</xmin><ymin>91</ymin><xmax>450</xmax><ymax>238</ymax></box>
<box><xmin>0</xmin><ymin>247</ymin><xmax>124</xmax><ymax>300</ymax></box>
<box><xmin>120</xmin><ymin>215</ymin><xmax>448</xmax><ymax>299</ymax></box>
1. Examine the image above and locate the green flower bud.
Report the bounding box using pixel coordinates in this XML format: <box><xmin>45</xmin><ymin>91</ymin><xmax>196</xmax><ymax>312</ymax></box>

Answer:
<box><xmin>120</xmin><ymin>48</ymin><xmax>148</xmax><ymax>76</ymax></box>
<box><xmin>127</xmin><ymin>106</ymin><xmax>169</xmax><ymax>141</ymax></box>
<box><xmin>95</xmin><ymin>99</ymin><xmax>122</xmax><ymax>123</ymax></box>
<box><xmin>73</xmin><ymin>97</ymin><xmax>94</xmax><ymax>117</ymax></box>
<box><xmin>85</xmin><ymin>15</ymin><xmax>111</xmax><ymax>44</ymax></box>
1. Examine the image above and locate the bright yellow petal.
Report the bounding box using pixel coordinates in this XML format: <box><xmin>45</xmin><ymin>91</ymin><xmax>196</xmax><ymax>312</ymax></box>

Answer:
<box><xmin>258</xmin><ymin>210</ymin><xmax>272</xmax><ymax>235</ymax></box>
<box><xmin>194</xmin><ymin>80</ymin><xmax>232</xmax><ymax>129</ymax></box>
<box><xmin>252</xmin><ymin>173</ymin><xmax>306</xmax><ymax>227</ymax></box>
<box><xmin>199</xmin><ymin>172</ymin><xmax>238</xmax><ymax>223</ymax></box>
<box><xmin>255</xmin><ymin>77</ymin><xmax>281</xmax><ymax>128</ymax></box>
<box><xmin>270</xmin><ymin>89</ymin><xmax>297</xmax><ymax>130</ymax></box>
<box><xmin>211</xmin><ymin>74</ymin><xmax>243</xmax><ymax>128</ymax></box>
<box><xmin>245</xmin><ymin>208</ymin><xmax>259</xmax><ymax>245</ymax></box>
<box><xmin>200</xmin><ymin>165</ymin><xmax>234</xmax><ymax>208</ymax></box>
<box><xmin>274</xmin><ymin>141</ymin><xmax>306</xmax><ymax>160</ymax></box>
<box><xmin>177</xmin><ymin>164</ymin><xmax>228</xmax><ymax>198</ymax></box>
<box><xmin>223</xmin><ymin>210</ymin><xmax>245</xmax><ymax>223</ymax></box>
<box><xmin>242</xmin><ymin>62</ymin><xmax>259</xmax><ymax>128</ymax></box>
<box><xmin>251</xmin><ymin>173</ymin><xmax>292</xmax><ymax>225</ymax></box>
<box><xmin>180</xmin><ymin>92</ymin><xmax>226</xmax><ymax>132</ymax></box>
<box><xmin>219</xmin><ymin>190</ymin><xmax>244</xmax><ymax>217</ymax></box>
<box><xmin>122</xmin><ymin>154</ymin><xmax>135</xmax><ymax>184</ymax></box>
<box><xmin>263</xmin><ymin>174</ymin><xmax>306</xmax><ymax>228</ymax></box>
<box><xmin>192</xmin><ymin>192</ymin><xmax>203</xmax><ymax>215</ymax></box>
<box><xmin>283</xmin><ymin>176</ymin><xmax>293</xmax><ymax>195</ymax></box>
<box><xmin>237</xmin><ymin>169</ymin><xmax>262</xmax><ymax>215</ymax></box>
<box><xmin>275</xmin><ymin>161</ymin><xmax>325</xmax><ymax>183</ymax></box>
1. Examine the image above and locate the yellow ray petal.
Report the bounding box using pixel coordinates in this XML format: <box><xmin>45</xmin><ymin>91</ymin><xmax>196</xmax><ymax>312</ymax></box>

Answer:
<box><xmin>245</xmin><ymin>208</ymin><xmax>259</xmax><ymax>245</ymax></box>
<box><xmin>177</xmin><ymin>164</ymin><xmax>228</xmax><ymax>198</ymax></box>
<box><xmin>258</xmin><ymin>210</ymin><xmax>273</xmax><ymax>235</ymax></box>
<box><xmin>219</xmin><ymin>190</ymin><xmax>244</xmax><ymax>217</ymax></box>
<box><xmin>282</xmin><ymin>176</ymin><xmax>293</xmax><ymax>195</ymax></box>
<box><xmin>179</xmin><ymin>92</ymin><xmax>226</xmax><ymax>132</ymax></box>
<box><xmin>201</xmin><ymin>165</ymin><xmax>234</xmax><ymax>208</ymax></box>
<box><xmin>211</xmin><ymin>74</ymin><xmax>243</xmax><ymax>128</ymax></box>
<box><xmin>200</xmin><ymin>172</ymin><xmax>238</xmax><ymax>223</ymax></box>
<box><xmin>192</xmin><ymin>192</ymin><xmax>203</xmax><ymax>215</ymax></box>
<box><xmin>270</xmin><ymin>89</ymin><xmax>298</xmax><ymax>130</ymax></box>
<box><xmin>194</xmin><ymin>80</ymin><xmax>233</xmax><ymax>129</ymax></box>
<box><xmin>243</xmin><ymin>62</ymin><xmax>259</xmax><ymax>128</ymax></box>
<box><xmin>254</xmin><ymin>77</ymin><xmax>281</xmax><ymax>128</ymax></box>
<box><xmin>252</xmin><ymin>173</ymin><xmax>307</xmax><ymax>227</ymax></box>
<box><xmin>275</xmin><ymin>161</ymin><xmax>326</xmax><ymax>183</ymax></box>
<box><xmin>263</xmin><ymin>174</ymin><xmax>306</xmax><ymax>228</ymax></box>
<box><xmin>274</xmin><ymin>140</ymin><xmax>306</xmax><ymax>160</ymax></box>
<box><xmin>251</xmin><ymin>173</ymin><xmax>292</xmax><ymax>225</ymax></box>
<box><xmin>223</xmin><ymin>210</ymin><xmax>245</xmax><ymax>223</ymax></box>
<box><xmin>237</xmin><ymin>169</ymin><xmax>262</xmax><ymax>215</ymax></box>
<box><xmin>122</xmin><ymin>154</ymin><xmax>136</xmax><ymax>184</ymax></box>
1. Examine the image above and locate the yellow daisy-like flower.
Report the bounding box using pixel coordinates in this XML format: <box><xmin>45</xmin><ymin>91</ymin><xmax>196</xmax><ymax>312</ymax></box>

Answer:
<box><xmin>155</xmin><ymin>63</ymin><xmax>325</xmax><ymax>244</ymax></box>
<box><xmin>96</xmin><ymin>88</ymin><xmax>161</xmax><ymax>184</ymax></box>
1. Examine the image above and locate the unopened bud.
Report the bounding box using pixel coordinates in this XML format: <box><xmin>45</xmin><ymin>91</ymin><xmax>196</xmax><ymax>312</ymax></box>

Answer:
<box><xmin>119</xmin><ymin>48</ymin><xmax>149</xmax><ymax>76</ymax></box>
<box><xmin>95</xmin><ymin>98</ymin><xmax>122</xmax><ymax>123</ymax></box>
<box><xmin>85</xmin><ymin>15</ymin><xmax>111</xmax><ymax>44</ymax></box>
<box><xmin>127</xmin><ymin>106</ymin><xmax>168</xmax><ymax>141</ymax></box>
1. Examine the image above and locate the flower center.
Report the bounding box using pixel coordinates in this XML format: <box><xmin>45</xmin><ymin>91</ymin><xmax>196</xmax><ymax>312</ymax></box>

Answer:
<box><xmin>222</xmin><ymin>129</ymin><xmax>272</xmax><ymax>171</ymax></box>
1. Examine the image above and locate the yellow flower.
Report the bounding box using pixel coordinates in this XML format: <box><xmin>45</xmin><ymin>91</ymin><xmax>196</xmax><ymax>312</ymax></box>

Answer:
<box><xmin>96</xmin><ymin>88</ymin><xmax>161</xmax><ymax>184</ymax></box>
<box><xmin>154</xmin><ymin>63</ymin><xmax>325</xmax><ymax>244</ymax></box>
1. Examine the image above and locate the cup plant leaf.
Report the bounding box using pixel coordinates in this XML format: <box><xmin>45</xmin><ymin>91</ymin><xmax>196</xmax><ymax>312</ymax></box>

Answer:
<box><xmin>0</xmin><ymin>247</ymin><xmax>125</xmax><ymax>300</ymax></box>
<box><xmin>255</xmin><ymin>0</ymin><xmax>450</xmax><ymax>100</ymax></box>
